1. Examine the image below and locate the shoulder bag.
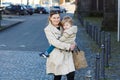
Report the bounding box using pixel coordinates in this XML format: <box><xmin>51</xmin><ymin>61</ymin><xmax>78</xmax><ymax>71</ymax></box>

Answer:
<box><xmin>72</xmin><ymin>46</ymin><xmax>88</xmax><ymax>70</ymax></box>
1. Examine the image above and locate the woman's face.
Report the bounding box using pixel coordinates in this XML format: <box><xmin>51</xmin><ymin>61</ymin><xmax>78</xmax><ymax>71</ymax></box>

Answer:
<box><xmin>50</xmin><ymin>14</ymin><xmax>60</xmax><ymax>27</ymax></box>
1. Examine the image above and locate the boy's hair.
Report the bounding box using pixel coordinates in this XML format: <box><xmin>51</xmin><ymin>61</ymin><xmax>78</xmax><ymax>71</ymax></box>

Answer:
<box><xmin>61</xmin><ymin>16</ymin><xmax>73</xmax><ymax>26</ymax></box>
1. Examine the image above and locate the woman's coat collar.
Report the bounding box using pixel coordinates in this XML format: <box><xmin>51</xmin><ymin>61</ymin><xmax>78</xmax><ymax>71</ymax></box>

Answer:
<box><xmin>48</xmin><ymin>22</ymin><xmax>62</xmax><ymax>34</ymax></box>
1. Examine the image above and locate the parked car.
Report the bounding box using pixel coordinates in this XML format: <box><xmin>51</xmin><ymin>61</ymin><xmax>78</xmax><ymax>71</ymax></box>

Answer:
<box><xmin>3</xmin><ymin>4</ymin><xmax>28</xmax><ymax>15</ymax></box>
<box><xmin>43</xmin><ymin>7</ymin><xmax>50</xmax><ymax>14</ymax></box>
<box><xmin>50</xmin><ymin>6</ymin><xmax>67</xmax><ymax>13</ymax></box>
<box><xmin>60</xmin><ymin>6</ymin><xmax>67</xmax><ymax>13</ymax></box>
<box><xmin>50</xmin><ymin>6</ymin><xmax>60</xmax><ymax>13</ymax></box>
<box><xmin>25</xmin><ymin>5</ymin><xmax>34</xmax><ymax>15</ymax></box>
<box><xmin>1</xmin><ymin>2</ymin><xmax>12</xmax><ymax>8</ymax></box>
<box><xmin>34</xmin><ymin>6</ymin><xmax>49</xmax><ymax>14</ymax></box>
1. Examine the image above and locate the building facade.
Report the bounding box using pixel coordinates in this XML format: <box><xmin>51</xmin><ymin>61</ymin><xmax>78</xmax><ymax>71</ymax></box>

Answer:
<box><xmin>1</xmin><ymin>0</ymin><xmax>72</xmax><ymax>6</ymax></box>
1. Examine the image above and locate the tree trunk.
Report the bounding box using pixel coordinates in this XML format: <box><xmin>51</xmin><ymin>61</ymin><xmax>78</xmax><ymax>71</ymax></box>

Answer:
<box><xmin>76</xmin><ymin>0</ymin><xmax>92</xmax><ymax>16</ymax></box>
<box><xmin>102</xmin><ymin>0</ymin><xmax>117</xmax><ymax>31</ymax></box>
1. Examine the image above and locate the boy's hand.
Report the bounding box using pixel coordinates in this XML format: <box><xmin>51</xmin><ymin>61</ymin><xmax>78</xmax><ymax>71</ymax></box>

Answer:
<box><xmin>70</xmin><ymin>43</ymin><xmax>76</xmax><ymax>51</ymax></box>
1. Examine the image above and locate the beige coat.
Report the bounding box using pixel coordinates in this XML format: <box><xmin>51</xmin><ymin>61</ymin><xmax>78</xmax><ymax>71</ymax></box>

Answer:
<box><xmin>44</xmin><ymin>23</ymin><xmax>75</xmax><ymax>75</ymax></box>
<box><xmin>59</xmin><ymin>26</ymin><xmax>77</xmax><ymax>44</ymax></box>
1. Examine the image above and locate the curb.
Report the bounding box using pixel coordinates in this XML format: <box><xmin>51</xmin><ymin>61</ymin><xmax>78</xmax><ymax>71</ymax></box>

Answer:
<box><xmin>0</xmin><ymin>19</ymin><xmax>24</xmax><ymax>31</ymax></box>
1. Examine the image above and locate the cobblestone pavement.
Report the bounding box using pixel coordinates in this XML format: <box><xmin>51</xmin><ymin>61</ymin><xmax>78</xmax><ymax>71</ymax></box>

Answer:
<box><xmin>0</xmin><ymin>50</ymin><xmax>53</xmax><ymax>80</ymax></box>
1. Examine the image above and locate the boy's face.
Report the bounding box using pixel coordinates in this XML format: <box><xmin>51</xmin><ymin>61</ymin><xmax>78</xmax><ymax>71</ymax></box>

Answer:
<box><xmin>63</xmin><ymin>22</ymin><xmax>72</xmax><ymax>30</ymax></box>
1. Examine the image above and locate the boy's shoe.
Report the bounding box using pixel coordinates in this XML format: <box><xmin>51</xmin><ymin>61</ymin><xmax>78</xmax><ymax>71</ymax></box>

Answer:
<box><xmin>39</xmin><ymin>52</ymin><xmax>49</xmax><ymax>58</ymax></box>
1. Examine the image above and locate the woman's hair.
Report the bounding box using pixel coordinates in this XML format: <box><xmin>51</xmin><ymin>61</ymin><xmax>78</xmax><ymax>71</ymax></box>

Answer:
<box><xmin>48</xmin><ymin>11</ymin><xmax>62</xmax><ymax>26</ymax></box>
<box><xmin>61</xmin><ymin>16</ymin><xmax>73</xmax><ymax>26</ymax></box>
<box><xmin>49</xmin><ymin>11</ymin><xmax>60</xmax><ymax>18</ymax></box>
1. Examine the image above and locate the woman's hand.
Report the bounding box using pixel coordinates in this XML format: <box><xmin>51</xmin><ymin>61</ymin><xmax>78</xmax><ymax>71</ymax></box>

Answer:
<box><xmin>70</xmin><ymin>43</ymin><xmax>76</xmax><ymax>51</ymax></box>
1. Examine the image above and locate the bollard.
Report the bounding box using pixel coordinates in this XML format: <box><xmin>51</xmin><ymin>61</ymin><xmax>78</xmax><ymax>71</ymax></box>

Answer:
<box><xmin>107</xmin><ymin>33</ymin><xmax>111</xmax><ymax>58</ymax></box>
<box><xmin>98</xmin><ymin>28</ymin><xmax>101</xmax><ymax>47</ymax></box>
<box><xmin>91</xmin><ymin>25</ymin><xmax>94</xmax><ymax>39</ymax></box>
<box><xmin>86</xmin><ymin>26</ymin><xmax>88</xmax><ymax>34</ymax></box>
<box><xmin>95</xmin><ymin>27</ymin><xmax>98</xmax><ymax>44</ymax></box>
<box><xmin>100</xmin><ymin>44</ymin><xmax>105</xmax><ymax>79</ymax></box>
<box><xmin>85</xmin><ymin>70</ymin><xmax>92</xmax><ymax>80</ymax></box>
<box><xmin>79</xmin><ymin>15</ymin><xmax>84</xmax><ymax>26</ymax></box>
<box><xmin>101</xmin><ymin>31</ymin><xmax>105</xmax><ymax>45</ymax></box>
<box><xmin>87</xmin><ymin>23</ymin><xmax>89</xmax><ymax>34</ymax></box>
<box><xmin>93</xmin><ymin>26</ymin><xmax>96</xmax><ymax>41</ymax></box>
<box><xmin>85</xmin><ymin>21</ymin><xmax>89</xmax><ymax>33</ymax></box>
<box><xmin>94</xmin><ymin>27</ymin><xmax>97</xmax><ymax>42</ymax></box>
<box><xmin>89</xmin><ymin>25</ymin><xmax>93</xmax><ymax>37</ymax></box>
<box><xmin>105</xmin><ymin>37</ymin><xmax>109</xmax><ymax>67</ymax></box>
<box><xmin>88</xmin><ymin>24</ymin><xmax>91</xmax><ymax>36</ymax></box>
<box><xmin>95</xmin><ymin>53</ymin><xmax>100</xmax><ymax>80</ymax></box>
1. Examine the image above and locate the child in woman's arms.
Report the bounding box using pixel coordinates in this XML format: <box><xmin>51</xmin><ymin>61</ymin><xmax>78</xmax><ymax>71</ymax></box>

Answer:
<box><xmin>39</xmin><ymin>16</ymin><xmax>77</xmax><ymax>58</ymax></box>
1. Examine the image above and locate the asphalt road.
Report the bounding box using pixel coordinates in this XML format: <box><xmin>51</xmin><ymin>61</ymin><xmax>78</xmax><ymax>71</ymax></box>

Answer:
<box><xmin>0</xmin><ymin>14</ymin><xmax>52</xmax><ymax>52</ymax></box>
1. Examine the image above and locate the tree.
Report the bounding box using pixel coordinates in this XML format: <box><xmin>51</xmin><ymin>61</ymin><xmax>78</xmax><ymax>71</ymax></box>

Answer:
<box><xmin>76</xmin><ymin>0</ymin><xmax>92</xmax><ymax>16</ymax></box>
<box><xmin>102</xmin><ymin>0</ymin><xmax>117</xmax><ymax>31</ymax></box>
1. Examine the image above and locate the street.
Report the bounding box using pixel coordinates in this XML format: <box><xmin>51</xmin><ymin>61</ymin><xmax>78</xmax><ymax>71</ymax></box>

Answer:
<box><xmin>0</xmin><ymin>14</ymin><xmax>49</xmax><ymax>51</ymax></box>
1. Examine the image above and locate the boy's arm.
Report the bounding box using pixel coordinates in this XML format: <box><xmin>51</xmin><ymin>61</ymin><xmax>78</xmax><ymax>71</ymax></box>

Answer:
<box><xmin>46</xmin><ymin>45</ymin><xmax>55</xmax><ymax>54</ymax></box>
<box><xmin>59</xmin><ymin>32</ymin><xmax>70</xmax><ymax>41</ymax></box>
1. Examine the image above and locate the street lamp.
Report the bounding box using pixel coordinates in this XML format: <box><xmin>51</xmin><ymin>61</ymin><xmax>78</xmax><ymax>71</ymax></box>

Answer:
<box><xmin>118</xmin><ymin>0</ymin><xmax>120</xmax><ymax>42</ymax></box>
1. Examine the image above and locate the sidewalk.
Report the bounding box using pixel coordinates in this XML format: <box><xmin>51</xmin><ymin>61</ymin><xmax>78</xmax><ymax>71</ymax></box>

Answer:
<box><xmin>0</xmin><ymin>15</ymin><xmax>24</xmax><ymax>31</ymax></box>
<box><xmin>73</xmin><ymin>17</ymin><xmax>96</xmax><ymax>80</ymax></box>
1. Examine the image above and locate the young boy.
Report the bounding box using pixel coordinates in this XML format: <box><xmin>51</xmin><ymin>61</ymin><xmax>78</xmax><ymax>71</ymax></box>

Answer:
<box><xmin>39</xmin><ymin>16</ymin><xmax>77</xmax><ymax>58</ymax></box>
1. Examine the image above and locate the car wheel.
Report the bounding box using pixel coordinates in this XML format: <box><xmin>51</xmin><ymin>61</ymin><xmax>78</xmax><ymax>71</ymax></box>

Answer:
<box><xmin>29</xmin><ymin>13</ymin><xmax>33</xmax><ymax>15</ymax></box>
<box><xmin>39</xmin><ymin>11</ymin><xmax>43</xmax><ymax>14</ymax></box>
<box><xmin>16</xmin><ymin>12</ymin><xmax>20</xmax><ymax>15</ymax></box>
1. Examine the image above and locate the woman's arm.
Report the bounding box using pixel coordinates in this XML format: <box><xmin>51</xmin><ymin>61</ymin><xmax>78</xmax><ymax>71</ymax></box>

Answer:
<box><xmin>44</xmin><ymin>29</ymin><xmax>71</xmax><ymax>50</ymax></box>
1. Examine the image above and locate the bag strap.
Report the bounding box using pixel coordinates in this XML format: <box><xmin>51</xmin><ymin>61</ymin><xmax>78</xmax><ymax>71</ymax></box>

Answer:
<box><xmin>76</xmin><ymin>45</ymin><xmax>80</xmax><ymax>51</ymax></box>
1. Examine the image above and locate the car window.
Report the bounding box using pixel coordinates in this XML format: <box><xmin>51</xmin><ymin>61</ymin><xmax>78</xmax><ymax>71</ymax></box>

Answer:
<box><xmin>12</xmin><ymin>6</ymin><xmax>16</xmax><ymax>10</ymax></box>
<box><xmin>21</xmin><ymin>6</ymin><xmax>24</xmax><ymax>10</ymax></box>
<box><xmin>6</xmin><ymin>6</ymin><xmax>12</xmax><ymax>9</ymax></box>
<box><xmin>22</xmin><ymin>6</ymin><xmax>27</xmax><ymax>9</ymax></box>
<box><xmin>53</xmin><ymin>6</ymin><xmax>60</xmax><ymax>9</ymax></box>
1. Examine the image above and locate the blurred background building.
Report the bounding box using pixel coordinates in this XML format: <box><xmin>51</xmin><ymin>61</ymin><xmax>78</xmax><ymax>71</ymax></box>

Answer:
<box><xmin>0</xmin><ymin>0</ymin><xmax>75</xmax><ymax>6</ymax></box>
<box><xmin>0</xmin><ymin>0</ymin><xmax>76</xmax><ymax>12</ymax></box>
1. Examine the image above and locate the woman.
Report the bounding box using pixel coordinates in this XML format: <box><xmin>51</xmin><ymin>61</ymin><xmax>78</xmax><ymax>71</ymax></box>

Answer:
<box><xmin>44</xmin><ymin>11</ymin><xmax>76</xmax><ymax>80</ymax></box>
